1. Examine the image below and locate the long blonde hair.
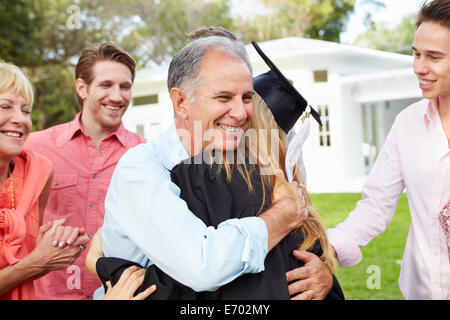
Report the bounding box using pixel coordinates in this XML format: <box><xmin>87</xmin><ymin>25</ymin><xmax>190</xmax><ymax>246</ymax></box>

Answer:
<box><xmin>214</xmin><ymin>94</ymin><xmax>336</xmax><ymax>272</ymax></box>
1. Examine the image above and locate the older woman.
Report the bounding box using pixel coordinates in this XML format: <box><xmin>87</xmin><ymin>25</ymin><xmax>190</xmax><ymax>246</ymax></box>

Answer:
<box><xmin>0</xmin><ymin>62</ymin><xmax>89</xmax><ymax>299</ymax></box>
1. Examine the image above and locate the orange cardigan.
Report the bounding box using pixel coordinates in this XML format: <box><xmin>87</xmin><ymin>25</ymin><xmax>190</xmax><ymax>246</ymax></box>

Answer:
<box><xmin>0</xmin><ymin>149</ymin><xmax>52</xmax><ymax>299</ymax></box>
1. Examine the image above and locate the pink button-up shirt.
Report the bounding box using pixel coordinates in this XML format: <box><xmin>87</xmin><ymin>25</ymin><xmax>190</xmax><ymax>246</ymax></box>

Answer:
<box><xmin>25</xmin><ymin>113</ymin><xmax>145</xmax><ymax>300</ymax></box>
<box><xmin>328</xmin><ymin>99</ymin><xmax>450</xmax><ymax>300</ymax></box>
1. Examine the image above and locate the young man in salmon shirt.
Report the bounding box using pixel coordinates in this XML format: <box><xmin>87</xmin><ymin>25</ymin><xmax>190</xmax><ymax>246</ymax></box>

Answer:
<box><xmin>25</xmin><ymin>43</ymin><xmax>146</xmax><ymax>300</ymax></box>
<box><xmin>326</xmin><ymin>0</ymin><xmax>450</xmax><ymax>299</ymax></box>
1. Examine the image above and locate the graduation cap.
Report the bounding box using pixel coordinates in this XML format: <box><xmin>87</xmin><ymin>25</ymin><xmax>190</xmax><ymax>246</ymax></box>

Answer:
<box><xmin>252</xmin><ymin>41</ymin><xmax>322</xmax><ymax>132</ymax></box>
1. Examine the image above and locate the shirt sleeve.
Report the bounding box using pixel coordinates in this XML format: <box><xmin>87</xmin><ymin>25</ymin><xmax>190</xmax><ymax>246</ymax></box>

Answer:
<box><xmin>327</xmin><ymin>116</ymin><xmax>405</xmax><ymax>268</ymax></box>
<box><xmin>102</xmin><ymin>149</ymin><xmax>268</xmax><ymax>292</ymax></box>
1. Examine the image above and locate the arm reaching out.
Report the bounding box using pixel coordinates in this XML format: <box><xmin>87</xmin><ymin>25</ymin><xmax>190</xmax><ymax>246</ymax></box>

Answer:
<box><xmin>86</xmin><ymin>228</ymin><xmax>104</xmax><ymax>276</ymax></box>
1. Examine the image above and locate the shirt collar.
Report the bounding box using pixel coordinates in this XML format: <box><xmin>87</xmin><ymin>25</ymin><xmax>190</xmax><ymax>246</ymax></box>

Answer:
<box><xmin>56</xmin><ymin>112</ymin><xmax>131</xmax><ymax>148</ymax></box>
<box><xmin>154</xmin><ymin>122</ymin><xmax>189</xmax><ymax>170</ymax></box>
<box><xmin>424</xmin><ymin>98</ymin><xmax>439</xmax><ymax>129</ymax></box>
<box><xmin>108</xmin><ymin>121</ymin><xmax>133</xmax><ymax>148</ymax></box>
<box><xmin>55</xmin><ymin>113</ymin><xmax>83</xmax><ymax>147</ymax></box>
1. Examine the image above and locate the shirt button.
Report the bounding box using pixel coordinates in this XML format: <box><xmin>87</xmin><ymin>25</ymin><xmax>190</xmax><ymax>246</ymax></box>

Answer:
<box><xmin>89</xmin><ymin>203</ymin><xmax>94</xmax><ymax>208</ymax></box>
<box><xmin>89</xmin><ymin>147</ymin><xmax>93</xmax><ymax>151</ymax></box>
<box><xmin>93</xmin><ymin>174</ymin><xmax>96</xmax><ymax>179</ymax></box>
<box><xmin>54</xmin><ymin>181</ymin><xmax>59</xmax><ymax>186</ymax></box>
<box><xmin>100</xmin><ymin>149</ymin><xmax>105</xmax><ymax>154</ymax></box>
<box><xmin>89</xmin><ymin>233</ymin><xmax>93</xmax><ymax>238</ymax></box>
<box><xmin>87</xmin><ymin>294</ymin><xmax>91</xmax><ymax>299</ymax></box>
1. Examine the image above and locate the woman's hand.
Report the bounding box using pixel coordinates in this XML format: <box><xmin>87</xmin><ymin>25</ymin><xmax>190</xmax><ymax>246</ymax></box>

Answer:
<box><xmin>37</xmin><ymin>218</ymin><xmax>86</xmax><ymax>249</ymax></box>
<box><xmin>103</xmin><ymin>266</ymin><xmax>157</xmax><ymax>300</ymax></box>
<box><xmin>0</xmin><ymin>219</ymin><xmax>89</xmax><ymax>294</ymax></box>
<box><xmin>27</xmin><ymin>221</ymin><xmax>90</xmax><ymax>277</ymax></box>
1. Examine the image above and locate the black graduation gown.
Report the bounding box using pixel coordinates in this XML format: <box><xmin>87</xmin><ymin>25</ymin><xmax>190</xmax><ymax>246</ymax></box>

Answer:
<box><xmin>96</xmin><ymin>153</ymin><xmax>344</xmax><ymax>300</ymax></box>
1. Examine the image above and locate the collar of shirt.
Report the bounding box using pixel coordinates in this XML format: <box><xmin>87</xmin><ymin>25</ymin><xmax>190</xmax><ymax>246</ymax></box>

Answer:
<box><xmin>55</xmin><ymin>112</ymin><xmax>134</xmax><ymax>148</ymax></box>
<box><xmin>424</xmin><ymin>98</ymin><xmax>440</xmax><ymax>129</ymax></box>
<box><xmin>424</xmin><ymin>98</ymin><xmax>450</xmax><ymax>155</ymax></box>
<box><xmin>152</xmin><ymin>121</ymin><xmax>189</xmax><ymax>170</ymax></box>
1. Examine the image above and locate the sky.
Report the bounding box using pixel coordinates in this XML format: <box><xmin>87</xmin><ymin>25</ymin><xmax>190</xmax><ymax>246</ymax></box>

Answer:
<box><xmin>341</xmin><ymin>0</ymin><xmax>424</xmax><ymax>44</ymax></box>
<box><xmin>231</xmin><ymin>0</ymin><xmax>425</xmax><ymax>44</ymax></box>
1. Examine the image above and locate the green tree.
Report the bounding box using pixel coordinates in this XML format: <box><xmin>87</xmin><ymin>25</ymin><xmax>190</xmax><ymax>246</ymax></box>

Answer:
<box><xmin>353</xmin><ymin>13</ymin><xmax>417</xmax><ymax>54</ymax></box>
<box><xmin>0</xmin><ymin>0</ymin><xmax>136</xmax><ymax>130</ymax></box>
<box><xmin>0</xmin><ymin>0</ymin><xmax>234</xmax><ymax>129</ymax></box>
<box><xmin>120</xmin><ymin>0</ymin><xmax>233</xmax><ymax>66</ymax></box>
<box><xmin>1</xmin><ymin>0</ymin><xmax>367</xmax><ymax>130</ymax></box>
<box><xmin>234</xmin><ymin>0</ymin><xmax>356</xmax><ymax>43</ymax></box>
<box><xmin>0</xmin><ymin>0</ymin><xmax>42</xmax><ymax>66</ymax></box>
<box><xmin>357</xmin><ymin>0</ymin><xmax>385</xmax><ymax>29</ymax></box>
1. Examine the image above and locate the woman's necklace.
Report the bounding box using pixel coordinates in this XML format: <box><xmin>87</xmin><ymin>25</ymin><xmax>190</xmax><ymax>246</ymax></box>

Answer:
<box><xmin>7</xmin><ymin>163</ymin><xmax>14</xmax><ymax>210</ymax></box>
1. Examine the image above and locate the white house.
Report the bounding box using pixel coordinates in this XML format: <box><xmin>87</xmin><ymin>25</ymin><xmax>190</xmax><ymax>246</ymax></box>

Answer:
<box><xmin>122</xmin><ymin>37</ymin><xmax>422</xmax><ymax>193</ymax></box>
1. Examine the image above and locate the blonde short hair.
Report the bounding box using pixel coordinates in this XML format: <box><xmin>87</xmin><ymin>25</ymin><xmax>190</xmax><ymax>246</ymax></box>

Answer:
<box><xmin>0</xmin><ymin>62</ymin><xmax>34</xmax><ymax>106</ymax></box>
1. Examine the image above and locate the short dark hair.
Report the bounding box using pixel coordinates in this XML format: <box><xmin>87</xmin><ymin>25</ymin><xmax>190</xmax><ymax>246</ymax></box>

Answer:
<box><xmin>75</xmin><ymin>43</ymin><xmax>136</xmax><ymax>109</ymax></box>
<box><xmin>417</xmin><ymin>0</ymin><xmax>450</xmax><ymax>29</ymax></box>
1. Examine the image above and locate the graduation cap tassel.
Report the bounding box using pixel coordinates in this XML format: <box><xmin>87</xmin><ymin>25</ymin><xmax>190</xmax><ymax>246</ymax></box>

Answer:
<box><xmin>285</xmin><ymin>111</ymin><xmax>311</xmax><ymax>183</ymax></box>
<box><xmin>301</xmin><ymin>105</ymin><xmax>311</xmax><ymax>123</ymax></box>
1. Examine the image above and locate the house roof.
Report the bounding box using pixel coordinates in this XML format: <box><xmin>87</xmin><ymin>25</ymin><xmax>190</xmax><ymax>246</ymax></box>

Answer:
<box><xmin>136</xmin><ymin>64</ymin><xmax>168</xmax><ymax>81</ymax></box>
<box><xmin>248</xmin><ymin>37</ymin><xmax>413</xmax><ymax>76</ymax></box>
<box><xmin>136</xmin><ymin>37</ymin><xmax>414</xmax><ymax>81</ymax></box>
<box><xmin>249</xmin><ymin>37</ymin><xmax>412</xmax><ymax>62</ymax></box>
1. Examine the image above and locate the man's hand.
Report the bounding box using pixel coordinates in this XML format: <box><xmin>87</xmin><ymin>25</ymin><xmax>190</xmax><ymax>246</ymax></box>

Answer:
<box><xmin>286</xmin><ymin>250</ymin><xmax>333</xmax><ymax>300</ymax></box>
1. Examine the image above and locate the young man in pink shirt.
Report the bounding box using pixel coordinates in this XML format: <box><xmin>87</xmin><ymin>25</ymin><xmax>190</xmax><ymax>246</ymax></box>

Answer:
<box><xmin>25</xmin><ymin>43</ymin><xmax>145</xmax><ymax>300</ymax></box>
<box><xmin>326</xmin><ymin>0</ymin><xmax>450</xmax><ymax>299</ymax></box>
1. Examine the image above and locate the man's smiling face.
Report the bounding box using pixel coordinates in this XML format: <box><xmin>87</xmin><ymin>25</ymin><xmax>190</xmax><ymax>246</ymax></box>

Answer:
<box><xmin>413</xmin><ymin>21</ymin><xmax>450</xmax><ymax>100</ymax></box>
<box><xmin>79</xmin><ymin>60</ymin><xmax>132</xmax><ymax>131</ymax></box>
<box><xmin>184</xmin><ymin>49</ymin><xmax>254</xmax><ymax>154</ymax></box>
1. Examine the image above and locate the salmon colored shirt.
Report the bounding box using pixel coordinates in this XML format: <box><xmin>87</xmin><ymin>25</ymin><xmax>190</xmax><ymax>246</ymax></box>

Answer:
<box><xmin>25</xmin><ymin>113</ymin><xmax>145</xmax><ymax>300</ymax></box>
<box><xmin>0</xmin><ymin>149</ymin><xmax>52</xmax><ymax>300</ymax></box>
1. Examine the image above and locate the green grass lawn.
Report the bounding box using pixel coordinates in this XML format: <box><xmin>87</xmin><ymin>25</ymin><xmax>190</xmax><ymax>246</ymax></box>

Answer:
<box><xmin>310</xmin><ymin>193</ymin><xmax>411</xmax><ymax>300</ymax></box>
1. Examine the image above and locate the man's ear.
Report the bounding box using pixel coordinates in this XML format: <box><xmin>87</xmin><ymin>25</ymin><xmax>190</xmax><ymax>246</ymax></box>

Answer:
<box><xmin>75</xmin><ymin>78</ymin><xmax>88</xmax><ymax>101</ymax></box>
<box><xmin>170</xmin><ymin>87</ymin><xmax>189</xmax><ymax>120</ymax></box>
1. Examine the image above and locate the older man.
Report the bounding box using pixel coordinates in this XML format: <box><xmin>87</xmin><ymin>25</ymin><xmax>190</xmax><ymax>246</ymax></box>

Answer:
<box><xmin>100</xmin><ymin>35</ymin><xmax>333</xmax><ymax>299</ymax></box>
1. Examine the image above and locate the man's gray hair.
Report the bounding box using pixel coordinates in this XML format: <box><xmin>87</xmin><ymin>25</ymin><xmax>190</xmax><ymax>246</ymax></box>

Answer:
<box><xmin>167</xmin><ymin>36</ymin><xmax>253</xmax><ymax>100</ymax></box>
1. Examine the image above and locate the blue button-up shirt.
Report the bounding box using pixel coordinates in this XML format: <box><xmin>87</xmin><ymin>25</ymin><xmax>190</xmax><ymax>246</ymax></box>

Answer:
<box><xmin>101</xmin><ymin>122</ymin><xmax>268</xmax><ymax>292</ymax></box>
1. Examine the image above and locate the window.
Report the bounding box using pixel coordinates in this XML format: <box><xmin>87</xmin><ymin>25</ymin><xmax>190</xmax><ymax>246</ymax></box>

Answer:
<box><xmin>313</xmin><ymin>70</ymin><xmax>328</xmax><ymax>83</ymax></box>
<box><xmin>361</xmin><ymin>104</ymin><xmax>378</xmax><ymax>172</ymax></box>
<box><xmin>136</xmin><ymin>124</ymin><xmax>145</xmax><ymax>137</ymax></box>
<box><xmin>318</xmin><ymin>105</ymin><xmax>331</xmax><ymax>147</ymax></box>
<box><xmin>133</xmin><ymin>94</ymin><xmax>158</xmax><ymax>106</ymax></box>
